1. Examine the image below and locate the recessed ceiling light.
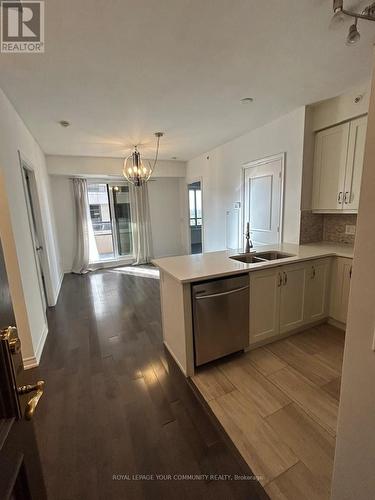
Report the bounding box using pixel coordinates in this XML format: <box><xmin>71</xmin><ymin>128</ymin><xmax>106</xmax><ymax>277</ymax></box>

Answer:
<box><xmin>59</xmin><ymin>120</ymin><xmax>70</xmax><ymax>127</ymax></box>
<box><xmin>240</xmin><ymin>97</ymin><xmax>254</xmax><ymax>104</ymax></box>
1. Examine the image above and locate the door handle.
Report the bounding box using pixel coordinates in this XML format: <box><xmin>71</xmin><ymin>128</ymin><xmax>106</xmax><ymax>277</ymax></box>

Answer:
<box><xmin>0</xmin><ymin>326</ymin><xmax>21</xmax><ymax>354</ymax></box>
<box><xmin>195</xmin><ymin>286</ymin><xmax>249</xmax><ymax>300</ymax></box>
<box><xmin>18</xmin><ymin>381</ymin><xmax>45</xmax><ymax>420</ymax></box>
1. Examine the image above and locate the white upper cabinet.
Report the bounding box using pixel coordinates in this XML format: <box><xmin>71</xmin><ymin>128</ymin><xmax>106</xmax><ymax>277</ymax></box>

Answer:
<box><xmin>343</xmin><ymin>116</ymin><xmax>367</xmax><ymax>211</ymax></box>
<box><xmin>312</xmin><ymin>122</ymin><xmax>350</xmax><ymax>211</ymax></box>
<box><xmin>312</xmin><ymin>116</ymin><xmax>367</xmax><ymax>213</ymax></box>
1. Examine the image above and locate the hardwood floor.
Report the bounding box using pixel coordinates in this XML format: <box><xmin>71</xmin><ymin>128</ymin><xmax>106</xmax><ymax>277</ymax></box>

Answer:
<box><xmin>192</xmin><ymin>324</ymin><xmax>345</xmax><ymax>500</ymax></box>
<box><xmin>26</xmin><ymin>271</ymin><xmax>268</xmax><ymax>500</ymax></box>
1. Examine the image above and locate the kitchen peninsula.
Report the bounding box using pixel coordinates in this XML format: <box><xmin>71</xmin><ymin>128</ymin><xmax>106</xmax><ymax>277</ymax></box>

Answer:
<box><xmin>153</xmin><ymin>242</ymin><xmax>354</xmax><ymax>377</ymax></box>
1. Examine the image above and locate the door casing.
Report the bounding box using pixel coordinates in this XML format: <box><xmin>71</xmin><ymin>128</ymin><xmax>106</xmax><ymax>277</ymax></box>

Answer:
<box><xmin>241</xmin><ymin>152</ymin><xmax>285</xmax><ymax>246</ymax></box>
<box><xmin>19</xmin><ymin>152</ymin><xmax>50</xmax><ymax>311</ymax></box>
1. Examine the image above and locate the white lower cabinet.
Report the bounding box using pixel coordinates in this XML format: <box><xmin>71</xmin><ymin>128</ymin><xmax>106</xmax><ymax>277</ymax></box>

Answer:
<box><xmin>249</xmin><ymin>267</ymin><xmax>281</xmax><ymax>344</ymax></box>
<box><xmin>305</xmin><ymin>258</ymin><xmax>331</xmax><ymax>323</ymax></box>
<box><xmin>329</xmin><ymin>257</ymin><xmax>352</xmax><ymax>324</ymax></box>
<box><xmin>279</xmin><ymin>262</ymin><xmax>308</xmax><ymax>334</ymax></box>
<box><xmin>249</xmin><ymin>258</ymin><xmax>332</xmax><ymax>345</ymax></box>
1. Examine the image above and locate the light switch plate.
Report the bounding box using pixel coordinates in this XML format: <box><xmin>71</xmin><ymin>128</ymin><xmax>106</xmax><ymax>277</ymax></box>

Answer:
<box><xmin>345</xmin><ymin>225</ymin><xmax>356</xmax><ymax>235</ymax></box>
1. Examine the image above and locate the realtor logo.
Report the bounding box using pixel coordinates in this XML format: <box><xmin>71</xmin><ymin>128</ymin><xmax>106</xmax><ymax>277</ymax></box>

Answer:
<box><xmin>1</xmin><ymin>1</ymin><xmax>44</xmax><ymax>53</ymax></box>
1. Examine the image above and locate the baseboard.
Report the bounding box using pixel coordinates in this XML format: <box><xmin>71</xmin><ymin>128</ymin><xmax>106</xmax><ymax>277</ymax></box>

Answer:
<box><xmin>163</xmin><ymin>340</ymin><xmax>188</xmax><ymax>377</ymax></box>
<box><xmin>328</xmin><ymin>317</ymin><xmax>346</xmax><ymax>331</ymax></box>
<box><xmin>22</xmin><ymin>355</ymin><xmax>38</xmax><ymax>369</ymax></box>
<box><xmin>52</xmin><ymin>271</ymin><xmax>64</xmax><ymax>305</ymax></box>
<box><xmin>23</xmin><ymin>323</ymin><xmax>48</xmax><ymax>370</ymax></box>
<box><xmin>245</xmin><ymin>318</ymin><xmax>327</xmax><ymax>351</ymax></box>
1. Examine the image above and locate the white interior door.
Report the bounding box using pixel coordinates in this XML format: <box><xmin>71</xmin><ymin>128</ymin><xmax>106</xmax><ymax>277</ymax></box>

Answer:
<box><xmin>22</xmin><ymin>166</ymin><xmax>48</xmax><ymax>312</ymax></box>
<box><xmin>243</xmin><ymin>154</ymin><xmax>284</xmax><ymax>245</ymax></box>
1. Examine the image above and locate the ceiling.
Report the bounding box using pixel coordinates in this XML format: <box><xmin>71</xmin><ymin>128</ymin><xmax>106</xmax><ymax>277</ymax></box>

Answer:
<box><xmin>0</xmin><ymin>0</ymin><xmax>374</xmax><ymax>160</ymax></box>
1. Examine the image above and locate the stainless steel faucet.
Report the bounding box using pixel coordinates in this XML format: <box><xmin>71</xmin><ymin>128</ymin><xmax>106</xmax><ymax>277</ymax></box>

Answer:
<box><xmin>244</xmin><ymin>222</ymin><xmax>253</xmax><ymax>253</ymax></box>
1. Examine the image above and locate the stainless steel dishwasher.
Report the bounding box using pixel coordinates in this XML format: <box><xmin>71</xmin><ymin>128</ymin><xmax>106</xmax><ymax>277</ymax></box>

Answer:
<box><xmin>192</xmin><ymin>274</ymin><xmax>249</xmax><ymax>366</ymax></box>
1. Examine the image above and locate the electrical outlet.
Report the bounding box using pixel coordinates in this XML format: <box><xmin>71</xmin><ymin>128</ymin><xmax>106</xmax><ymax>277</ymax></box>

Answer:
<box><xmin>345</xmin><ymin>225</ymin><xmax>356</xmax><ymax>235</ymax></box>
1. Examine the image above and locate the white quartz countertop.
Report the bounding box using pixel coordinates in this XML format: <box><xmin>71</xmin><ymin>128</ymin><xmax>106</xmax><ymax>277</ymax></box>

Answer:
<box><xmin>152</xmin><ymin>242</ymin><xmax>354</xmax><ymax>283</ymax></box>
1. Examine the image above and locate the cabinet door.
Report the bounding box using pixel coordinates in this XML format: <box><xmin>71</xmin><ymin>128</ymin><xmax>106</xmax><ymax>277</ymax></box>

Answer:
<box><xmin>305</xmin><ymin>258</ymin><xmax>331</xmax><ymax>322</ymax></box>
<box><xmin>343</xmin><ymin>116</ymin><xmax>367</xmax><ymax>211</ymax></box>
<box><xmin>280</xmin><ymin>262</ymin><xmax>307</xmax><ymax>334</ymax></box>
<box><xmin>329</xmin><ymin>257</ymin><xmax>352</xmax><ymax>324</ymax></box>
<box><xmin>312</xmin><ymin>123</ymin><xmax>350</xmax><ymax>211</ymax></box>
<box><xmin>249</xmin><ymin>267</ymin><xmax>281</xmax><ymax>344</ymax></box>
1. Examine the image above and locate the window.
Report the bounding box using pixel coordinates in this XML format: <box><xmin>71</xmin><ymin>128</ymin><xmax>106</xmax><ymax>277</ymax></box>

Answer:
<box><xmin>89</xmin><ymin>204</ymin><xmax>101</xmax><ymax>220</ymax></box>
<box><xmin>189</xmin><ymin>188</ymin><xmax>202</xmax><ymax>226</ymax></box>
<box><xmin>87</xmin><ymin>182</ymin><xmax>133</xmax><ymax>262</ymax></box>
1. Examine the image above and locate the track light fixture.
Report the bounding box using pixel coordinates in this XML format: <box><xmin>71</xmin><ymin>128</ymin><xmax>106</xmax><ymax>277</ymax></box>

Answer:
<box><xmin>331</xmin><ymin>0</ymin><xmax>375</xmax><ymax>45</ymax></box>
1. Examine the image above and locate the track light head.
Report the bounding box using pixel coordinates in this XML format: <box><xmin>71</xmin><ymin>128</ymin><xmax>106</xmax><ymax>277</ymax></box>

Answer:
<box><xmin>346</xmin><ymin>19</ymin><xmax>360</xmax><ymax>44</ymax></box>
<box><xmin>333</xmin><ymin>0</ymin><xmax>343</xmax><ymax>14</ymax></box>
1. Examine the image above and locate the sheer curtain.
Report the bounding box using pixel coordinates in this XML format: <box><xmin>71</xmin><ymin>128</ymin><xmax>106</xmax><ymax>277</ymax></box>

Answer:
<box><xmin>129</xmin><ymin>183</ymin><xmax>153</xmax><ymax>264</ymax></box>
<box><xmin>71</xmin><ymin>178</ymin><xmax>98</xmax><ymax>274</ymax></box>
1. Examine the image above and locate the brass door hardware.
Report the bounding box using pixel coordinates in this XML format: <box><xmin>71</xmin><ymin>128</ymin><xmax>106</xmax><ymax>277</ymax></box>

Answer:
<box><xmin>0</xmin><ymin>326</ymin><xmax>21</xmax><ymax>354</ymax></box>
<box><xmin>18</xmin><ymin>381</ymin><xmax>45</xmax><ymax>420</ymax></box>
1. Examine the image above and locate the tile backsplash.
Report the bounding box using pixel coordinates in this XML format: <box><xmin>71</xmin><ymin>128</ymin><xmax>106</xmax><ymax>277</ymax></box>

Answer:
<box><xmin>300</xmin><ymin>211</ymin><xmax>323</xmax><ymax>244</ymax></box>
<box><xmin>323</xmin><ymin>213</ymin><xmax>357</xmax><ymax>245</ymax></box>
<box><xmin>300</xmin><ymin>211</ymin><xmax>357</xmax><ymax>245</ymax></box>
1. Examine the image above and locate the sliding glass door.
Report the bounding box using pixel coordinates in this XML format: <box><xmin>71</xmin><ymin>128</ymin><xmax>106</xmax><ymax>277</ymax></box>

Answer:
<box><xmin>111</xmin><ymin>185</ymin><xmax>133</xmax><ymax>256</ymax></box>
<box><xmin>188</xmin><ymin>181</ymin><xmax>203</xmax><ymax>254</ymax></box>
<box><xmin>87</xmin><ymin>182</ymin><xmax>133</xmax><ymax>263</ymax></box>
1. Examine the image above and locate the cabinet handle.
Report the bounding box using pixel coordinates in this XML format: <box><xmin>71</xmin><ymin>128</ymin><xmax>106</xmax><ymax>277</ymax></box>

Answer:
<box><xmin>277</xmin><ymin>272</ymin><xmax>282</xmax><ymax>287</ymax></box>
<box><xmin>349</xmin><ymin>266</ymin><xmax>352</xmax><ymax>279</ymax></box>
<box><xmin>283</xmin><ymin>272</ymin><xmax>288</xmax><ymax>286</ymax></box>
<box><xmin>312</xmin><ymin>266</ymin><xmax>316</xmax><ymax>279</ymax></box>
<box><xmin>344</xmin><ymin>191</ymin><xmax>350</xmax><ymax>204</ymax></box>
<box><xmin>338</xmin><ymin>192</ymin><xmax>343</xmax><ymax>204</ymax></box>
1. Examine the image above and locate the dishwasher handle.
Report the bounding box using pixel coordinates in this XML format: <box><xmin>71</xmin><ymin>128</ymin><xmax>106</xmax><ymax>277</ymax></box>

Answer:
<box><xmin>195</xmin><ymin>285</ymin><xmax>249</xmax><ymax>300</ymax></box>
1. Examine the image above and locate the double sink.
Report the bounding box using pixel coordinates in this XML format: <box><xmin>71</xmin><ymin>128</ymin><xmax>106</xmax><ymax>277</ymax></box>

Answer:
<box><xmin>230</xmin><ymin>251</ymin><xmax>295</xmax><ymax>264</ymax></box>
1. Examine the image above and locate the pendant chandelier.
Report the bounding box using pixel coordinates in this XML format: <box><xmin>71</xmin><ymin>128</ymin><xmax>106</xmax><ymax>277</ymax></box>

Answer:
<box><xmin>123</xmin><ymin>132</ymin><xmax>164</xmax><ymax>187</ymax></box>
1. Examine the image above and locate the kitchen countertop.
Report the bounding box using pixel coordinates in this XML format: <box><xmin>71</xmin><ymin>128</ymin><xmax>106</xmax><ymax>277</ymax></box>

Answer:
<box><xmin>152</xmin><ymin>242</ymin><xmax>354</xmax><ymax>283</ymax></box>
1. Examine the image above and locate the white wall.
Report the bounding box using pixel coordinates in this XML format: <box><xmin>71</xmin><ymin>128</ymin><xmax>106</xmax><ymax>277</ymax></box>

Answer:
<box><xmin>186</xmin><ymin>107</ymin><xmax>306</xmax><ymax>251</ymax></box>
<box><xmin>0</xmin><ymin>88</ymin><xmax>62</xmax><ymax>366</ymax></box>
<box><xmin>50</xmin><ymin>175</ymin><xmax>186</xmax><ymax>272</ymax></box>
<box><xmin>148</xmin><ymin>178</ymin><xmax>185</xmax><ymax>258</ymax></box>
<box><xmin>331</xmin><ymin>57</ymin><xmax>375</xmax><ymax>500</ymax></box>
<box><xmin>47</xmin><ymin>155</ymin><xmax>187</xmax><ymax>270</ymax></box>
<box><xmin>47</xmin><ymin>155</ymin><xmax>186</xmax><ymax>178</ymax></box>
<box><xmin>311</xmin><ymin>81</ymin><xmax>370</xmax><ymax>132</ymax></box>
<box><xmin>49</xmin><ymin>176</ymin><xmax>76</xmax><ymax>273</ymax></box>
